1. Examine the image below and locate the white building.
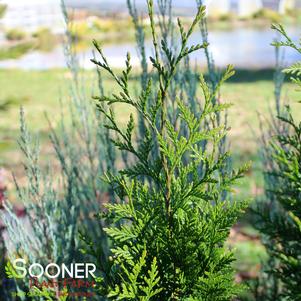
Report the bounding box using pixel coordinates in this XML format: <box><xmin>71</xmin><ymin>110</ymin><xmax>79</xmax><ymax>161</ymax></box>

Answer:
<box><xmin>206</xmin><ymin>0</ymin><xmax>263</xmax><ymax>17</ymax></box>
<box><xmin>206</xmin><ymin>0</ymin><xmax>231</xmax><ymax>17</ymax></box>
<box><xmin>233</xmin><ymin>0</ymin><xmax>263</xmax><ymax>17</ymax></box>
<box><xmin>206</xmin><ymin>0</ymin><xmax>301</xmax><ymax>17</ymax></box>
<box><xmin>278</xmin><ymin>0</ymin><xmax>300</xmax><ymax>13</ymax></box>
<box><xmin>262</xmin><ymin>0</ymin><xmax>301</xmax><ymax>13</ymax></box>
<box><xmin>0</xmin><ymin>0</ymin><xmax>64</xmax><ymax>33</ymax></box>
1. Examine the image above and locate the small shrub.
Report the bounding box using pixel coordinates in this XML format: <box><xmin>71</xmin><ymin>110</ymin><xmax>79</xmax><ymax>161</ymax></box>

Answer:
<box><xmin>87</xmin><ymin>1</ymin><xmax>248</xmax><ymax>299</ymax></box>
<box><xmin>254</xmin><ymin>24</ymin><xmax>301</xmax><ymax>300</ymax></box>
<box><xmin>5</xmin><ymin>28</ymin><xmax>26</xmax><ymax>41</ymax></box>
<box><xmin>92</xmin><ymin>18</ymin><xmax>132</xmax><ymax>33</ymax></box>
<box><xmin>219</xmin><ymin>13</ymin><xmax>235</xmax><ymax>22</ymax></box>
<box><xmin>252</xmin><ymin>9</ymin><xmax>281</xmax><ymax>23</ymax></box>
<box><xmin>32</xmin><ymin>27</ymin><xmax>57</xmax><ymax>52</ymax></box>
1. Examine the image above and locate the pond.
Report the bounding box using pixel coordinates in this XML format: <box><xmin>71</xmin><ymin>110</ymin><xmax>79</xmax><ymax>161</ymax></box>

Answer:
<box><xmin>0</xmin><ymin>27</ymin><xmax>300</xmax><ymax>70</ymax></box>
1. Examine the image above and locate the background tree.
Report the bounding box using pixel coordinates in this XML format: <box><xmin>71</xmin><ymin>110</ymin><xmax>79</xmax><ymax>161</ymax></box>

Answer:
<box><xmin>254</xmin><ymin>24</ymin><xmax>301</xmax><ymax>300</ymax></box>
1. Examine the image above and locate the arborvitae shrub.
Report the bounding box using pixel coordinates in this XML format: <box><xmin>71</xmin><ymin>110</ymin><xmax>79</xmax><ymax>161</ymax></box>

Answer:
<box><xmin>87</xmin><ymin>1</ymin><xmax>249</xmax><ymax>299</ymax></box>
<box><xmin>254</xmin><ymin>24</ymin><xmax>301</xmax><ymax>300</ymax></box>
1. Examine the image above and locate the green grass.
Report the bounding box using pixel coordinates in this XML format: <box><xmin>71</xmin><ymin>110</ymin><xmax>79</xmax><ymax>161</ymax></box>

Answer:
<box><xmin>233</xmin><ymin>240</ymin><xmax>267</xmax><ymax>274</ymax></box>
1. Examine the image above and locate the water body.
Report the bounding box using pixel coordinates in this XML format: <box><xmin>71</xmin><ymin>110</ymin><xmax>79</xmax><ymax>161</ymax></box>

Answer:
<box><xmin>65</xmin><ymin>0</ymin><xmax>203</xmax><ymax>17</ymax></box>
<box><xmin>0</xmin><ymin>27</ymin><xmax>300</xmax><ymax>70</ymax></box>
<box><xmin>66</xmin><ymin>0</ymin><xmax>200</xmax><ymax>11</ymax></box>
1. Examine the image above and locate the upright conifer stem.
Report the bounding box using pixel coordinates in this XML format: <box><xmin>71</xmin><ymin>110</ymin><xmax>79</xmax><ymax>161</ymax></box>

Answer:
<box><xmin>148</xmin><ymin>0</ymin><xmax>172</xmax><ymax>225</ymax></box>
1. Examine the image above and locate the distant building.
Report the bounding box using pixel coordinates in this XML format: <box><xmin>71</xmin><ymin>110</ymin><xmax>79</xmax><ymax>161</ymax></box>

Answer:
<box><xmin>206</xmin><ymin>0</ymin><xmax>301</xmax><ymax>17</ymax></box>
<box><xmin>279</xmin><ymin>0</ymin><xmax>299</xmax><ymax>13</ymax></box>
<box><xmin>0</xmin><ymin>0</ymin><xmax>64</xmax><ymax>33</ymax></box>
<box><xmin>207</xmin><ymin>0</ymin><xmax>262</xmax><ymax>17</ymax></box>
<box><xmin>262</xmin><ymin>0</ymin><xmax>280</xmax><ymax>10</ymax></box>
<box><xmin>260</xmin><ymin>0</ymin><xmax>301</xmax><ymax>12</ymax></box>
<box><xmin>231</xmin><ymin>0</ymin><xmax>263</xmax><ymax>17</ymax></box>
<box><xmin>206</xmin><ymin>0</ymin><xmax>230</xmax><ymax>17</ymax></box>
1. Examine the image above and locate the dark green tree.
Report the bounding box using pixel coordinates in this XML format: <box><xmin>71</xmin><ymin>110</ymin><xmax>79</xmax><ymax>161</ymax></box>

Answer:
<box><xmin>254</xmin><ymin>24</ymin><xmax>301</xmax><ymax>301</ymax></box>
<box><xmin>88</xmin><ymin>1</ymin><xmax>248</xmax><ymax>299</ymax></box>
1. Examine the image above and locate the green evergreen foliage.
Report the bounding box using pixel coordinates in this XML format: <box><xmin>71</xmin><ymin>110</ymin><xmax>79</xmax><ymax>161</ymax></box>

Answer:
<box><xmin>254</xmin><ymin>24</ymin><xmax>301</xmax><ymax>300</ymax></box>
<box><xmin>126</xmin><ymin>0</ymin><xmax>231</xmax><ymax>184</ymax></box>
<box><xmin>88</xmin><ymin>1</ymin><xmax>249</xmax><ymax>299</ymax></box>
<box><xmin>248</xmin><ymin>35</ymin><xmax>286</xmax><ymax>301</ymax></box>
<box><xmin>1</xmin><ymin>108</ymin><xmax>81</xmax><ymax>299</ymax></box>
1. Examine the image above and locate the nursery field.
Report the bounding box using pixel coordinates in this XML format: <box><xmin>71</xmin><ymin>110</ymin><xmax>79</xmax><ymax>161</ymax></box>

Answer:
<box><xmin>0</xmin><ymin>68</ymin><xmax>299</xmax><ymax>193</ymax></box>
